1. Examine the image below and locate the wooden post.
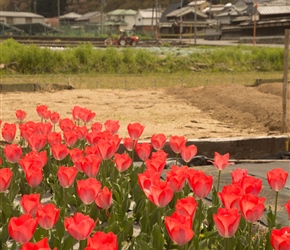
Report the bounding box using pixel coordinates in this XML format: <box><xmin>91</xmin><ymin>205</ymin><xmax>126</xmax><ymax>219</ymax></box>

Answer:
<box><xmin>282</xmin><ymin>29</ymin><xmax>290</xmax><ymax>133</ymax></box>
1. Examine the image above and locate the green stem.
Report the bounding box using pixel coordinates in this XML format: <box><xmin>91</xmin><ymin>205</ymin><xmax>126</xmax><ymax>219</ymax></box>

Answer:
<box><xmin>0</xmin><ymin>192</ymin><xmax>3</xmax><ymax>225</ymax></box>
<box><xmin>248</xmin><ymin>222</ymin><xmax>252</xmax><ymax>250</ymax></box>
<box><xmin>274</xmin><ymin>191</ymin><xmax>279</xmax><ymax>227</ymax></box>
<box><xmin>63</xmin><ymin>187</ymin><xmax>68</xmax><ymax>216</ymax></box>
<box><xmin>79</xmin><ymin>239</ymin><xmax>86</xmax><ymax>250</ymax></box>
<box><xmin>217</xmin><ymin>170</ymin><xmax>221</xmax><ymax>192</ymax></box>
<box><xmin>225</xmin><ymin>237</ymin><xmax>229</xmax><ymax>250</ymax></box>
<box><xmin>197</xmin><ymin>199</ymin><xmax>203</xmax><ymax>238</ymax></box>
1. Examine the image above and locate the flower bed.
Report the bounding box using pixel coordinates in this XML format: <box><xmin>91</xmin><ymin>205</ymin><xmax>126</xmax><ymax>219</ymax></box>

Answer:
<box><xmin>0</xmin><ymin>105</ymin><xmax>289</xmax><ymax>250</ymax></box>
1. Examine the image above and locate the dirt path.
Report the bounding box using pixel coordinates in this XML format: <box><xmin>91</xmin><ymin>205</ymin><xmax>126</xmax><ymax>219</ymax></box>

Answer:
<box><xmin>0</xmin><ymin>83</ymin><xmax>289</xmax><ymax>140</ymax></box>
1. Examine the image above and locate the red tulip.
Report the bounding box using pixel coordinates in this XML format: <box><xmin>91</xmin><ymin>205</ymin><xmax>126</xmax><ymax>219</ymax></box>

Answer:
<box><xmin>75</xmin><ymin>155</ymin><xmax>102</xmax><ymax>177</ymax></box>
<box><xmin>231</xmin><ymin>168</ymin><xmax>248</xmax><ymax>183</ymax></box>
<box><xmin>72</xmin><ymin>105</ymin><xmax>83</xmax><ymax>121</ymax></box>
<box><xmin>36</xmin><ymin>104</ymin><xmax>50</xmax><ymax>120</ymax></box>
<box><xmin>36</xmin><ymin>203</ymin><xmax>60</xmax><ymax>230</ymax></box>
<box><xmin>145</xmin><ymin>156</ymin><xmax>166</xmax><ymax>175</ymax></box>
<box><xmin>123</xmin><ymin>137</ymin><xmax>136</xmax><ymax>151</ymax></box>
<box><xmin>77</xmin><ymin>178</ymin><xmax>102</xmax><ymax>205</ymax></box>
<box><xmin>69</xmin><ymin>148</ymin><xmax>84</xmax><ymax>163</ymax></box>
<box><xmin>47</xmin><ymin>132</ymin><xmax>62</xmax><ymax>146</ymax></box>
<box><xmin>127</xmin><ymin>122</ymin><xmax>145</xmax><ymax>140</ymax></box>
<box><xmin>21</xmin><ymin>237</ymin><xmax>54</xmax><ymax>250</ymax></box>
<box><xmin>19</xmin><ymin>150</ymin><xmax>47</xmax><ymax>170</ymax></box>
<box><xmin>113</xmin><ymin>153</ymin><xmax>132</xmax><ymax>172</ymax></box>
<box><xmin>104</xmin><ymin>120</ymin><xmax>120</xmax><ymax>134</ymax></box>
<box><xmin>8</xmin><ymin>214</ymin><xmax>38</xmax><ymax>244</ymax></box>
<box><xmin>51</xmin><ymin>143</ymin><xmax>69</xmax><ymax>161</ymax></box>
<box><xmin>57</xmin><ymin>166</ymin><xmax>78</xmax><ymax>188</ymax></box>
<box><xmin>95</xmin><ymin>186</ymin><xmax>113</xmax><ymax>210</ymax></box>
<box><xmin>34</xmin><ymin>122</ymin><xmax>52</xmax><ymax>135</ymax></box>
<box><xmin>135</xmin><ymin>142</ymin><xmax>152</xmax><ymax>161</ymax></box>
<box><xmin>64</xmin><ymin>212</ymin><xmax>96</xmax><ymax>240</ymax></box>
<box><xmin>188</xmin><ymin>171</ymin><xmax>213</xmax><ymax>199</ymax></box>
<box><xmin>175</xmin><ymin>196</ymin><xmax>198</xmax><ymax>219</ymax></box>
<box><xmin>97</xmin><ymin>139</ymin><xmax>117</xmax><ymax>160</ymax></box>
<box><xmin>213</xmin><ymin>207</ymin><xmax>241</xmax><ymax>238</ymax></box>
<box><xmin>240</xmin><ymin>175</ymin><xmax>262</xmax><ymax>196</ymax></box>
<box><xmin>50</xmin><ymin>111</ymin><xmax>60</xmax><ymax>124</ymax></box>
<box><xmin>59</xmin><ymin>118</ymin><xmax>76</xmax><ymax>132</ymax></box>
<box><xmin>285</xmin><ymin>200</ymin><xmax>290</xmax><ymax>220</ymax></box>
<box><xmin>79</xmin><ymin>107</ymin><xmax>96</xmax><ymax>124</ymax></box>
<box><xmin>166</xmin><ymin>166</ymin><xmax>187</xmax><ymax>192</ymax></box>
<box><xmin>0</xmin><ymin>168</ymin><xmax>13</xmax><ymax>192</ymax></box>
<box><xmin>165</xmin><ymin>212</ymin><xmax>194</xmax><ymax>246</ymax></box>
<box><xmin>150</xmin><ymin>179</ymin><xmax>174</xmax><ymax>207</ymax></box>
<box><xmin>15</xmin><ymin>109</ymin><xmax>26</xmax><ymax>122</ymax></box>
<box><xmin>2</xmin><ymin>122</ymin><xmax>16</xmax><ymax>143</ymax></box>
<box><xmin>63</xmin><ymin>130</ymin><xmax>79</xmax><ymax>147</ymax></box>
<box><xmin>87</xmin><ymin>231</ymin><xmax>118</xmax><ymax>250</ymax></box>
<box><xmin>75</xmin><ymin>125</ymin><xmax>88</xmax><ymax>140</ymax></box>
<box><xmin>151</xmin><ymin>149</ymin><xmax>168</xmax><ymax>161</ymax></box>
<box><xmin>3</xmin><ymin>143</ymin><xmax>22</xmax><ymax>163</ymax></box>
<box><xmin>180</xmin><ymin>144</ymin><xmax>197</xmax><ymax>163</ymax></box>
<box><xmin>151</xmin><ymin>133</ymin><xmax>167</xmax><ymax>151</ymax></box>
<box><xmin>91</xmin><ymin>121</ymin><xmax>102</xmax><ymax>132</ymax></box>
<box><xmin>239</xmin><ymin>194</ymin><xmax>265</xmax><ymax>223</ymax></box>
<box><xmin>28</xmin><ymin>134</ymin><xmax>47</xmax><ymax>152</ymax></box>
<box><xmin>20</xmin><ymin>193</ymin><xmax>41</xmax><ymax>217</ymax></box>
<box><xmin>208</xmin><ymin>152</ymin><xmax>234</xmax><ymax>171</ymax></box>
<box><xmin>24</xmin><ymin>164</ymin><xmax>43</xmax><ymax>188</ymax></box>
<box><xmin>270</xmin><ymin>226</ymin><xmax>290</xmax><ymax>250</ymax></box>
<box><xmin>267</xmin><ymin>168</ymin><xmax>288</xmax><ymax>192</ymax></box>
<box><xmin>169</xmin><ymin>135</ymin><xmax>187</xmax><ymax>154</ymax></box>
<box><xmin>138</xmin><ymin>169</ymin><xmax>160</xmax><ymax>203</ymax></box>
<box><xmin>218</xmin><ymin>184</ymin><xmax>243</xmax><ymax>210</ymax></box>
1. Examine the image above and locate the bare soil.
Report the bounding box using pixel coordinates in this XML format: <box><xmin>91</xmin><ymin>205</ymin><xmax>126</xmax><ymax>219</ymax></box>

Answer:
<box><xmin>0</xmin><ymin>82</ymin><xmax>289</xmax><ymax>140</ymax></box>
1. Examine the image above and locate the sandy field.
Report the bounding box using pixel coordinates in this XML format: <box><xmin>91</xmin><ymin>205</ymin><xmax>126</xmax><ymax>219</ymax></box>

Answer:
<box><xmin>0</xmin><ymin>82</ymin><xmax>289</xmax><ymax>140</ymax></box>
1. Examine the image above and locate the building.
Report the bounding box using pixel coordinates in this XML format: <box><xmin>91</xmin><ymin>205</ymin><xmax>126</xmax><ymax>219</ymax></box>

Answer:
<box><xmin>135</xmin><ymin>8</ymin><xmax>162</xmax><ymax>32</ymax></box>
<box><xmin>0</xmin><ymin>11</ymin><xmax>45</xmax><ymax>25</ymax></box>
<box><xmin>106</xmin><ymin>9</ymin><xmax>137</xmax><ymax>32</ymax></box>
<box><xmin>59</xmin><ymin>12</ymin><xmax>82</xmax><ymax>26</ymax></box>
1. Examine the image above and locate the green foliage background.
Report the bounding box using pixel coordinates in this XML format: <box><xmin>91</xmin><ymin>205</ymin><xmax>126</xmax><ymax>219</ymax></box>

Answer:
<box><xmin>0</xmin><ymin>39</ymin><xmax>287</xmax><ymax>75</ymax></box>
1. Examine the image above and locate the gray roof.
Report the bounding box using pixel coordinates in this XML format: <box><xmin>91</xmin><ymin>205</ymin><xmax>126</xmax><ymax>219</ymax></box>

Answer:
<box><xmin>106</xmin><ymin>9</ymin><xmax>137</xmax><ymax>16</ymax></box>
<box><xmin>0</xmin><ymin>11</ymin><xmax>44</xmax><ymax>18</ymax></box>
<box><xmin>258</xmin><ymin>6</ymin><xmax>290</xmax><ymax>15</ymax></box>
<box><xmin>167</xmin><ymin>6</ymin><xmax>208</xmax><ymax>18</ymax></box>
<box><xmin>59</xmin><ymin>12</ymin><xmax>81</xmax><ymax>20</ymax></box>
<box><xmin>76</xmin><ymin>11</ymin><xmax>101</xmax><ymax>21</ymax></box>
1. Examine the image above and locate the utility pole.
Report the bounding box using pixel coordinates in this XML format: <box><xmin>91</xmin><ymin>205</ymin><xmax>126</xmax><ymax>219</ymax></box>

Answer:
<box><xmin>194</xmin><ymin>0</ymin><xmax>197</xmax><ymax>45</ymax></box>
<box><xmin>34</xmin><ymin>0</ymin><xmax>37</xmax><ymax>14</ymax></box>
<box><xmin>282</xmin><ymin>29</ymin><xmax>289</xmax><ymax>133</ymax></box>
<box><xmin>253</xmin><ymin>0</ymin><xmax>257</xmax><ymax>46</ymax></box>
<box><xmin>179</xmin><ymin>0</ymin><xmax>182</xmax><ymax>43</ymax></box>
<box><xmin>57</xmin><ymin>0</ymin><xmax>60</xmax><ymax>25</ymax></box>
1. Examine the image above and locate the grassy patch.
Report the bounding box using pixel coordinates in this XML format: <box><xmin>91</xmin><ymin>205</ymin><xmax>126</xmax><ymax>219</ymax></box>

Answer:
<box><xmin>0</xmin><ymin>72</ymin><xmax>285</xmax><ymax>89</ymax></box>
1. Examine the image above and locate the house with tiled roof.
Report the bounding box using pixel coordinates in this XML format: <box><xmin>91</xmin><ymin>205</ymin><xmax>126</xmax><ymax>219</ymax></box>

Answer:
<box><xmin>106</xmin><ymin>9</ymin><xmax>137</xmax><ymax>31</ymax></box>
<box><xmin>135</xmin><ymin>8</ymin><xmax>162</xmax><ymax>32</ymax></box>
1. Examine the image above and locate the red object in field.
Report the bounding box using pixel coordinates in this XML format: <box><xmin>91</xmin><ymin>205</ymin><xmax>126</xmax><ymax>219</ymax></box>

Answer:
<box><xmin>104</xmin><ymin>29</ymin><xmax>139</xmax><ymax>46</ymax></box>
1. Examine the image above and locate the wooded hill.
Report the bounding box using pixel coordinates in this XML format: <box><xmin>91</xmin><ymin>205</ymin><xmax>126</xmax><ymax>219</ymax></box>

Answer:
<box><xmin>1</xmin><ymin>0</ymin><xmax>235</xmax><ymax>18</ymax></box>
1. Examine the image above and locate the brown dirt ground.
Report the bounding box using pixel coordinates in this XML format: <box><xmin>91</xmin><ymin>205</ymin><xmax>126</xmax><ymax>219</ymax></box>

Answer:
<box><xmin>0</xmin><ymin>82</ymin><xmax>289</xmax><ymax>140</ymax></box>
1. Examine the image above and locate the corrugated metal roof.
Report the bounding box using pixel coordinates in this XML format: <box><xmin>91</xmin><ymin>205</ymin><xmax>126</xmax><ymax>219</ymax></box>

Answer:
<box><xmin>59</xmin><ymin>12</ymin><xmax>81</xmax><ymax>20</ymax></box>
<box><xmin>258</xmin><ymin>6</ymin><xmax>290</xmax><ymax>15</ymax></box>
<box><xmin>167</xmin><ymin>6</ymin><xmax>208</xmax><ymax>18</ymax></box>
<box><xmin>188</xmin><ymin>0</ymin><xmax>207</xmax><ymax>6</ymax></box>
<box><xmin>0</xmin><ymin>11</ymin><xmax>44</xmax><ymax>18</ymax></box>
<box><xmin>137</xmin><ymin>9</ymin><xmax>162</xmax><ymax>19</ymax></box>
<box><xmin>75</xmin><ymin>11</ymin><xmax>101</xmax><ymax>21</ymax></box>
<box><xmin>107</xmin><ymin>9</ymin><xmax>137</xmax><ymax>16</ymax></box>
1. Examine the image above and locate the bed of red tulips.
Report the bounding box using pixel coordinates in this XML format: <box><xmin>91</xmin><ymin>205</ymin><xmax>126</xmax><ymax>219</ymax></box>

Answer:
<box><xmin>0</xmin><ymin>105</ymin><xmax>289</xmax><ymax>250</ymax></box>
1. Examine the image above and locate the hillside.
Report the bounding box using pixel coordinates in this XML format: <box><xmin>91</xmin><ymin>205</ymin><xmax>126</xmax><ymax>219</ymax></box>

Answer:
<box><xmin>1</xmin><ymin>0</ymin><xmax>233</xmax><ymax>17</ymax></box>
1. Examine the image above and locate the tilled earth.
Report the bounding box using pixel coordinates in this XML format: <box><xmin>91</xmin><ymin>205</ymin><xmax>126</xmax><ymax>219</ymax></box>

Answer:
<box><xmin>0</xmin><ymin>82</ymin><xmax>289</xmax><ymax>140</ymax></box>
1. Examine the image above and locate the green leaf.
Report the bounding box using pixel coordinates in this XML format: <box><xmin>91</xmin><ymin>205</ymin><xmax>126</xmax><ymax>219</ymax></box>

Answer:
<box><xmin>152</xmin><ymin>223</ymin><xmax>165</xmax><ymax>250</ymax></box>
<box><xmin>61</xmin><ymin>235</ymin><xmax>75</xmax><ymax>250</ymax></box>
